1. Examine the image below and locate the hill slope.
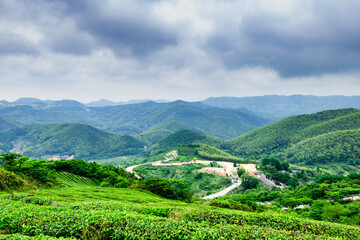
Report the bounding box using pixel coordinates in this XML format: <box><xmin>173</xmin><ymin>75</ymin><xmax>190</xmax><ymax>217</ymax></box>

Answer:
<box><xmin>88</xmin><ymin>101</ymin><xmax>272</xmax><ymax>139</ymax></box>
<box><xmin>279</xmin><ymin>129</ymin><xmax>360</xmax><ymax>165</ymax></box>
<box><xmin>138</xmin><ymin>120</ymin><xmax>207</xmax><ymax>146</ymax></box>
<box><xmin>157</xmin><ymin>130</ymin><xmax>221</xmax><ymax>151</ymax></box>
<box><xmin>226</xmin><ymin>109</ymin><xmax>360</xmax><ymax>168</ymax></box>
<box><xmin>0</xmin><ymin>101</ymin><xmax>272</xmax><ymax>140</ymax></box>
<box><xmin>1</xmin><ymin>184</ymin><xmax>359</xmax><ymax>239</ymax></box>
<box><xmin>0</xmin><ymin>123</ymin><xmax>145</xmax><ymax>159</ymax></box>
<box><xmin>203</xmin><ymin>95</ymin><xmax>360</xmax><ymax>118</ymax></box>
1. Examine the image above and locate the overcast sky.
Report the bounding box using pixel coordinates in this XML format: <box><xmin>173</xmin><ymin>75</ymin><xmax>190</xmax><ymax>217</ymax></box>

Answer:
<box><xmin>0</xmin><ymin>0</ymin><xmax>359</xmax><ymax>102</ymax></box>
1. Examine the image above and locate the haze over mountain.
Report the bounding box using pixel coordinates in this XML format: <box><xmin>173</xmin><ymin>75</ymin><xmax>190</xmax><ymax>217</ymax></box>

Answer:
<box><xmin>0</xmin><ymin>100</ymin><xmax>271</xmax><ymax>139</ymax></box>
<box><xmin>85</xmin><ymin>99</ymin><xmax>170</xmax><ymax>107</ymax></box>
<box><xmin>4</xmin><ymin>94</ymin><xmax>359</xmax><ymax>119</ymax></box>
<box><xmin>203</xmin><ymin>95</ymin><xmax>360</xmax><ymax>118</ymax></box>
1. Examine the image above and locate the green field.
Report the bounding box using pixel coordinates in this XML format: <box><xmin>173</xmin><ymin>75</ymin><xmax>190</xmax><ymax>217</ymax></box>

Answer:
<box><xmin>1</xmin><ymin>185</ymin><xmax>359</xmax><ymax>239</ymax></box>
<box><xmin>1</xmin><ymin>154</ymin><xmax>360</xmax><ymax>239</ymax></box>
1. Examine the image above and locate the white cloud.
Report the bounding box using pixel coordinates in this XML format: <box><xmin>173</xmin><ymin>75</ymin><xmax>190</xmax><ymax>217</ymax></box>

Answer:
<box><xmin>0</xmin><ymin>0</ymin><xmax>359</xmax><ymax>102</ymax></box>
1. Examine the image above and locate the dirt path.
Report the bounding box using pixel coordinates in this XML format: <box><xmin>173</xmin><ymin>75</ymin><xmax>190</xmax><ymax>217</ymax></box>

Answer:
<box><xmin>125</xmin><ymin>152</ymin><xmax>257</xmax><ymax>199</ymax></box>
<box><xmin>126</xmin><ymin>150</ymin><xmax>180</xmax><ymax>177</ymax></box>
<box><xmin>203</xmin><ymin>180</ymin><xmax>242</xmax><ymax>200</ymax></box>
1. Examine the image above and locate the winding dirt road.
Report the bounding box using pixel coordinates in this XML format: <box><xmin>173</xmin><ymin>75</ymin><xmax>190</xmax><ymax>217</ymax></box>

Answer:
<box><xmin>125</xmin><ymin>151</ymin><xmax>257</xmax><ymax>199</ymax></box>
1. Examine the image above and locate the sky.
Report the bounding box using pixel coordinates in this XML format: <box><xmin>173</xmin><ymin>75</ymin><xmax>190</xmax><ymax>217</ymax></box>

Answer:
<box><xmin>0</xmin><ymin>0</ymin><xmax>359</xmax><ymax>103</ymax></box>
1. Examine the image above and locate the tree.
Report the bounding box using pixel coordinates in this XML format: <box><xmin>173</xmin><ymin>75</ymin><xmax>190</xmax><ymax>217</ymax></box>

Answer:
<box><xmin>142</xmin><ymin>177</ymin><xmax>178</xmax><ymax>199</ymax></box>
<box><xmin>241</xmin><ymin>176</ymin><xmax>259</xmax><ymax>190</ymax></box>
<box><xmin>287</xmin><ymin>177</ymin><xmax>299</xmax><ymax>188</ymax></box>
<box><xmin>0</xmin><ymin>153</ymin><xmax>29</xmax><ymax>172</ymax></box>
<box><xmin>237</xmin><ymin>168</ymin><xmax>246</xmax><ymax>177</ymax></box>
<box><xmin>133</xmin><ymin>168</ymin><xmax>148</xmax><ymax>179</ymax></box>
<box><xmin>309</xmin><ymin>200</ymin><xmax>328</xmax><ymax>220</ymax></box>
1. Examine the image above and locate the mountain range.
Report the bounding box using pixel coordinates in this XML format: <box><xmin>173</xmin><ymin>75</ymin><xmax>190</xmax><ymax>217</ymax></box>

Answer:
<box><xmin>0</xmin><ymin>95</ymin><xmax>359</xmax><ymax>173</ymax></box>
<box><xmin>202</xmin><ymin>95</ymin><xmax>360</xmax><ymax>118</ymax></box>
<box><xmin>0</xmin><ymin>100</ymin><xmax>272</xmax><ymax>139</ymax></box>
<box><xmin>0</xmin><ymin>123</ymin><xmax>144</xmax><ymax>159</ymax></box>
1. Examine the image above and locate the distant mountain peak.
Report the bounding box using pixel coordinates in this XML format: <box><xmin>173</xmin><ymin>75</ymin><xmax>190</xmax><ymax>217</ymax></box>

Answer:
<box><xmin>13</xmin><ymin>97</ymin><xmax>44</xmax><ymax>104</ymax></box>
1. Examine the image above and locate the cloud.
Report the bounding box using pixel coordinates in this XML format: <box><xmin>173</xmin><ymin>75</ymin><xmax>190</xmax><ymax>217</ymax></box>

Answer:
<box><xmin>0</xmin><ymin>0</ymin><xmax>359</xmax><ymax>101</ymax></box>
<box><xmin>50</xmin><ymin>0</ymin><xmax>178</xmax><ymax>56</ymax></box>
<box><xmin>0</xmin><ymin>32</ymin><xmax>39</xmax><ymax>55</ymax></box>
<box><xmin>205</xmin><ymin>0</ymin><xmax>360</xmax><ymax>77</ymax></box>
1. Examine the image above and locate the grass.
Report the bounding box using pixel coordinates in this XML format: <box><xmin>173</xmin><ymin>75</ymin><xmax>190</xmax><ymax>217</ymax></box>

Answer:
<box><xmin>1</xmin><ymin>182</ymin><xmax>359</xmax><ymax>239</ymax></box>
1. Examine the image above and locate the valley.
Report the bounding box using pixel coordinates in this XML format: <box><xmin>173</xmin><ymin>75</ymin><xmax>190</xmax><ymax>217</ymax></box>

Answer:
<box><xmin>0</xmin><ymin>96</ymin><xmax>360</xmax><ymax>239</ymax></box>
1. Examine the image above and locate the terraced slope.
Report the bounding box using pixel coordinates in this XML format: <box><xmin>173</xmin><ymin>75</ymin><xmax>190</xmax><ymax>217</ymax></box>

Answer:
<box><xmin>1</xmin><ymin>185</ymin><xmax>359</xmax><ymax>239</ymax></box>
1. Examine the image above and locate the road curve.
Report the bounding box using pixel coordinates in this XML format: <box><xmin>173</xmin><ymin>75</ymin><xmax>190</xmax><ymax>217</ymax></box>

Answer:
<box><xmin>125</xmin><ymin>151</ymin><xmax>246</xmax><ymax>200</ymax></box>
<box><xmin>202</xmin><ymin>180</ymin><xmax>242</xmax><ymax>200</ymax></box>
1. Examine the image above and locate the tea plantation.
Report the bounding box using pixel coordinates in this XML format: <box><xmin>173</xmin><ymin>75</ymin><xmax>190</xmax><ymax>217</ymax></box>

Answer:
<box><xmin>1</xmin><ymin>183</ymin><xmax>360</xmax><ymax>239</ymax></box>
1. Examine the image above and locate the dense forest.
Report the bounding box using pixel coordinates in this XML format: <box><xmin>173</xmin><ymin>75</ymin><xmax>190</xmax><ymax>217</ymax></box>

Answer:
<box><xmin>0</xmin><ymin>123</ymin><xmax>145</xmax><ymax>159</ymax></box>
<box><xmin>0</xmin><ymin>101</ymin><xmax>271</xmax><ymax>139</ymax></box>
<box><xmin>225</xmin><ymin>109</ymin><xmax>360</xmax><ymax>172</ymax></box>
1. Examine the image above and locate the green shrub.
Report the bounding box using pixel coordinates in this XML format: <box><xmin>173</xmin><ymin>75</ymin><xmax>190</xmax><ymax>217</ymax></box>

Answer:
<box><xmin>0</xmin><ymin>168</ymin><xmax>29</xmax><ymax>191</ymax></box>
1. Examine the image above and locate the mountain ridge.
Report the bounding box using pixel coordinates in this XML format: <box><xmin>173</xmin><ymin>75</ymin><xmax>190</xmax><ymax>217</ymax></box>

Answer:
<box><xmin>202</xmin><ymin>95</ymin><xmax>360</xmax><ymax>118</ymax></box>
<box><xmin>0</xmin><ymin>123</ymin><xmax>145</xmax><ymax>159</ymax></box>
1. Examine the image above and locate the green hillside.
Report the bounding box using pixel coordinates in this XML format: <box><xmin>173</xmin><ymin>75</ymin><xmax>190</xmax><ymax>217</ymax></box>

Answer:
<box><xmin>0</xmin><ymin>101</ymin><xmax>272</xmax><ymax>140</ymax></box>
<box><xmin>1</xmin><ymin>166</ymin><xmax>359</xmax><ymax>239</ymax></box>
<box><xmin>137</xmin><ymin>120</ymin><xmax>208</xmax><ymax>146</ymax></box>
<box><xmin>1</xmin><ymin>154</ymin><xmax>360</xmax><ymax>239</ymax></box>
<box><xmin>156</xmin><ymin>130</ymin><xmax>220</xmax><ymax>151</ymax></box>
<box><xmin>0</xmin><ymin>116</ymin><xmax>19</xmax><ymax>132</ymax></box>
<box><xmin>279</xmin><ymin>129</ymin><xmax>360</xmax><ymax>166</ymax></box>
<box><xmin>0</xmin><ymin>123</ymin><xmax>145</xmax><ymax>159</ymax></box>
<box><xmin>226</xmin><ymin>109</ymin><xmax>360</xmax><ymax>171</ymax></box>
<box><xmin>3</xmin><ymin>185</ymin><xmax>359</xmax><ymax>239</ymax></box>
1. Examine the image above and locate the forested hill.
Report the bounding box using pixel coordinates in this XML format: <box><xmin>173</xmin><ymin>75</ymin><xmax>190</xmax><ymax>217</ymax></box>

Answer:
<box><xmin>156</xmin><ymin>129</ymin><xmax>221</xmax><ymax>151</ymax></box>
<box><xmin>0</xmin><ymin>101</ymin><xmax>272</xmax><ymax>140</ymax></box>
<box><xmin>225</xmin><ymin>108</ymin><xmax>360</xmax><ymax>169</ymax></box>
<box><xmin>0</xmin><ymin>123</ymin><xmax>145</xmax><ymax>159</ymax></box>
<box><xmin>202</xmin><ymin>95</ymin><xmax>360</xmax><ymax>118</ymax></box>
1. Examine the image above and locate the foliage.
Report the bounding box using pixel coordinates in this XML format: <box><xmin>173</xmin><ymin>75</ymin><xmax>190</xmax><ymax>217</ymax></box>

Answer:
<box><xmin>157</xmin><ymin>130</ymin><xmax>219</xmax><ymax>151</ymax></box>
<box><xmin>217</xmin><ymin>172</ymin><xmax>360</xmax><ymax>226</ymax></box>
<box><xmin>138</xmin><ymin>177</ymin><xmax>193</xmax><ymax>202</ymax></box>
<box><xmin>0</xmin><ymin>154</ymin><xmax>194</xmax><ymax>202</ymax></box>
<box><xmin>136</xmin><ymin>163</ymin><xmax>231</xmax><ymax>195</ymax></box>
<box><xmin>0</xmin><ymin>123</ymin><xmax>145</xmax><ymax>159</ymax></box>
<box><xmin>0</xmin><ymin>168</ymin><xmax>29</xmax><ymax>192</ymax></box>
<box><xmin>0</xmin><ymin>185</ymin><xmax>358</xmax><ymax>239</ymax></box>
<box><xmin>241</xmin><ymin>175</ymin><xmax>260</xmax><ymax>189</ymax></box>
<box><xmin>237</xmin><ymin>168</ymin><xmax>246</xmax><ymax>177</ymax></box>
<box><xmin>0</xmin><ymin>101</ymin><xmax>271</xmax><ymax>140</ymax></box>
<box><xmin>226</xmin><ymin>109</ymin><xmax>360</xmax><ymax>172</ymax></box>
<box><xmin>259</xmin><ymin>158</ymin><xmax>303</xmax><ymax>187</ymax></box>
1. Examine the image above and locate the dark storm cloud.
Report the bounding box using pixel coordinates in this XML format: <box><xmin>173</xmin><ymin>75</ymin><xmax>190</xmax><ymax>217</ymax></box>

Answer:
<box><xmin>47</xmin><ymin>0</ymin><xmax>177</xmax><ymax>56</ymax></box>
<box><xmin>206</xmin><ymin>2</ymin><xmax>360</xmax><ymax>77</ymax></box>
<box><xmin>1</xmin><ymin>0</ymin><xmax>360</xmax><ymax>91</ymax></box>
<box><xmin>0</xmin><ymin>0</ymin><xmax>177</xmax><ymax>57</ymax></box>
<box><xmin>77</xmin><ymin>15</ymin><xmax>177</xmax><ymax>56</ymax></box>
<box><xmin>0</xmin><ymin>32</ymin><xmax>38</xmax><ymax>55</ymax></box>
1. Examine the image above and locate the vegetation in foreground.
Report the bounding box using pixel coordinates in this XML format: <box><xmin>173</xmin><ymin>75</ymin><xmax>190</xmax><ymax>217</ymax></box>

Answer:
<box><xmin>1</xmin><ymin>153</ymin><xmax>360</xmax><ymax>239</ymax></box>
<box><xmin>1</xmin><ymin>183</ymin><xmax>360</xmax><ymax>239</ymax></box>
<box><xmin>213</xmin><ymin>170</ymin><xmax>360</xmax><ymax>226</ymax></box>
